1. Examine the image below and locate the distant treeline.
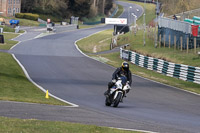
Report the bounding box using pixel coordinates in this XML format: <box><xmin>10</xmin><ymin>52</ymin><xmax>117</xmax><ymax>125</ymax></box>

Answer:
<box><xmin>21</xmin><ymin>0</ymin><xmax>113</xmax><ymax>19</ymax></box>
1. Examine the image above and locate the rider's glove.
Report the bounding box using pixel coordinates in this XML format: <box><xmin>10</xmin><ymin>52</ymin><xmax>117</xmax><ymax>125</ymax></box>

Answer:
<box><xmin>127</xmin><ymin>81</ymin><xmax>130</xmax><ymax>85</ymax></box>
<box><xmin>112</xmin><ymin>79</ymin><xmax>116</xmax><ymax>83</ymax></box>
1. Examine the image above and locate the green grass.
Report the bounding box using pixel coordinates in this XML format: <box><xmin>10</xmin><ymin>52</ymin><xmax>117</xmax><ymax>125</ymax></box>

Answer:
<box><xmin>82</xmin><ymin>14</ymin><xmax>105</xmax><ymax>23</ymax></box>
<box><xmin>0</xmin><ymin>25</ymin><xmax>15</xmax><ymax>32</ymax></box>
<box><xmin>17</xmin><ymin>18</ymin><xmax>40</xmax><ymax>26</ymax></box>
<box><xmin>1</xmin><ymin>15</ymin><xmax>40</xmax><ymax>26</ymax></box>
<box><xmin>79</xmin><ymin>25</ymin><xmax>95</xmax><ymax>29</ymax></box>
<box><xmin>77</xmin><ymin>29</ymin><xmax>113</xmax><ymax>53</ymax></box>
<box><xmin>113</xmin><ymin>4</ymin><xmax>124</xmax><ymax>18</ymax></box>
<box><xmin>0</xmin><ymin>117</ymin><xmax>140</xmax><ymax>133</ymax></box>
<box><xmin>0</xmin><ymin>33</ymin><xmax>68</xmax><ymax>106</ymax></box>
<box><xmin>0</xmin><ymin>33</ymin><xmax>19</xmax><ymax>50</ymax></box>
<box><xmin>38</xmin><ymin>14</ymin><xmax>62</xmax><ymax>22</ymax></box>
<box><xmin>79</xmin><ymin>24</ymin><xmax>105</xmax><ymax>29</ymax></box>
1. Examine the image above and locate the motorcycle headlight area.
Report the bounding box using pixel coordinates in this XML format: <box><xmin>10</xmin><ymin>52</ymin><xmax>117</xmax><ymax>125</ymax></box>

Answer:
<box><xmin>116</xmin><ymin>81</ymin><xmax>122</xmax><ymax>88</ymax></box>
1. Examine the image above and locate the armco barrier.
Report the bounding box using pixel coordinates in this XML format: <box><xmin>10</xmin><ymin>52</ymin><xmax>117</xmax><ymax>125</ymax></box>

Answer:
<box><xmin>120</xmin><ymin>48</ymin><xmax>200</xmax><ymax>84</ymax></box>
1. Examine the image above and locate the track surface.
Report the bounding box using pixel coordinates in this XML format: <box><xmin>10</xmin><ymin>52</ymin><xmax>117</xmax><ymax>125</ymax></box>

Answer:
<box><xmin>1</xmin><ymin>2</ymin><xmax>200</xmax><ymax>133</ymax></box>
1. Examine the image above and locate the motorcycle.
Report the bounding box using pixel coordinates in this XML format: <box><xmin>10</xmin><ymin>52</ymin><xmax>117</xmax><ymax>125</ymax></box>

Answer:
<box><xmin>105</xmin><ymin>76</ymin><xmax>131</xmax><ymax>107</ymax></box>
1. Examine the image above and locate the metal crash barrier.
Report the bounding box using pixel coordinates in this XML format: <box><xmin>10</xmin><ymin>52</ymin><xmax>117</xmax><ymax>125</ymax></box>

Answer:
<box><xmin>120</xmin><ymin>48</ymin><xmax>200</xmax><ymax>84</ymax></box>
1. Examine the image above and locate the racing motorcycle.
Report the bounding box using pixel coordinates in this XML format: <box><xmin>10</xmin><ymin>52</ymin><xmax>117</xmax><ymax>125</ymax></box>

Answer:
<box><xmin>105</xmin><ymin>76</ymin><xmax>131</xmax><ymax>107</ymax></box>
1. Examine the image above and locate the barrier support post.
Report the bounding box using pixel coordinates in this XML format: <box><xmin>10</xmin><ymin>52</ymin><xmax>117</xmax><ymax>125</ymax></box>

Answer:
<box><xmin>174</xmin><ymin>35</ymin><xmax>176</xmax><ymax>50</ymax></box>
<box><xmin>194</xmin><ymin>37</ymin><xmax>197</xmax><ymax>54</ymax></box>
<box><xmin>169</xmin><ymin>34</ymin><xmax>171</xmax><ymax>48</ymax></box>
<box><xmin>159</xmin><ymin>34</ymin><xmax>161</xmax><ymax>48</ymax></box>
<box><xmin>181</xmin><ymin>36</ymin><xmax>183</xmax><ymax>51</ymax></box>
<box><xmin>187</xmin><ymin>37</ymin><xmax>189</xmax><ymax>53</ymax></box>
<box><xmin>164</xmin><ymin>34</ymin><xmax>165</xmax><ymax>48</ymax></box>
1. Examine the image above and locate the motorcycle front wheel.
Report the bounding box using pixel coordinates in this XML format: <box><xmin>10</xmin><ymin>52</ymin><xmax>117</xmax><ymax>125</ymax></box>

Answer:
<box><xmin>113</xmin><ymin>92</ymin><xmax>122</xmax><ymax>107</ymax></box>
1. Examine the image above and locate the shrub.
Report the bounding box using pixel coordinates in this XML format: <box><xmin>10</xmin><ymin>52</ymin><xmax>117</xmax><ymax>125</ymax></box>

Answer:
<box><xmin>23</xmin><ymin>13</ymin><xmax>39</xmax><ymax>21</ymax></box>
<box><xmin>15</xmin><ymin>13</ymin><xmax>39</xmax><ymax>21</ymax></box>
<box><xmin>15</xmin><ymin>13</ymin><xmax>24</xmax><ymax>18</ymax></box>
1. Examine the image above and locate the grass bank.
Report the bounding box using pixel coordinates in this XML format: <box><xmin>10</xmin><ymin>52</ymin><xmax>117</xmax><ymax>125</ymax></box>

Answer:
<box><xmin>0</xmin><ymin>117</ymin><xmax>140</xmax><ymax>133</ymax></box>
<box><xmin>0</xmin><ymin>33</ymin><xmax>68</xmax><ymax>106</ymax></box>
<box><xmin>77</xmin><ymin>29</ymin><xmax>113</xmax><ymax>53</ymax></box>
<box><xmin>17</xmin><ymin>18</ymin><xmax>40</xmax><ymax>26</ymax></box>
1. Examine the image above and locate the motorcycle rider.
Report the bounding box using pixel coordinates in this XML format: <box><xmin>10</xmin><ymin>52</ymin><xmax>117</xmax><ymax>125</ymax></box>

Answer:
<box><xmin>104</xmin><ymin>61</ymin><xmax>132</xmax><ymax>97</ymax></box>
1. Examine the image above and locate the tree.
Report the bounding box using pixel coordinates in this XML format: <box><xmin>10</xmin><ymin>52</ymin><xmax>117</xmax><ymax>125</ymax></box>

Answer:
<box><xmin>21</xmin><ymin>0</ymin><xmax>113</xmax><ymax>19</ymax></box>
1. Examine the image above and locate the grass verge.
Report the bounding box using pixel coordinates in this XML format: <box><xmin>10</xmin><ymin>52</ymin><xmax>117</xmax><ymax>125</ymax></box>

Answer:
<box><xmin>17</xmin><ymin>18</ymin><xmax>40</xmax><ymax>26</ymax></box>
<box><xmin>113</xmin><ymin>4</ymin><xmax>124</xmax><ymax>18</ymax></box>
<box><xmin>0</xmin><ymin>33</ymin><xmax>19</xmax><ymax>50</ymax></box>
<box><xmin>77</xmin><ymin>29</ymin><xmax>113</xmax><ymax>53</ymax></box>
<box><xmin>0</xmin><ymin>33</ymin><xmax>68</xmax><ymax>106</ymax></box>
<box><xmin>0</xmin><ymin>117</ymin><xmax>140</xmax><ymax>133</ymax></box>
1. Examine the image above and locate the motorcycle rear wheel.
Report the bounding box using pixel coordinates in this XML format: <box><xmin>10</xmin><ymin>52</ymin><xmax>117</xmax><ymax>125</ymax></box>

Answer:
<box><xmin>105</xmin><ymin>97</ymin><xmax>111</xmax><ymax>106</ymax></box>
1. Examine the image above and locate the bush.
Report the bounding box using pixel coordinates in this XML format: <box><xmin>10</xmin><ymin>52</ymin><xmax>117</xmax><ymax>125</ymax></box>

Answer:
<box><xmin>15</xmin><ymin>13</ymin><xmax>24</xmax><ymax>18</ymax></box>
<box><xmin>24</xmin><ymin>13</ymin><xmax>39</xmax><ymax>21</ymax></box>
<box><xmin>15</xmin><ymin>13</ymin><xmax>39</xmax><ymax>21</ymax></box>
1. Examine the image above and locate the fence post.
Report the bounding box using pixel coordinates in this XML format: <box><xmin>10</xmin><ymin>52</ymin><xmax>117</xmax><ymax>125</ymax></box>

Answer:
<box><xmin>159</xmin><ymin>34</ymin><xmax>161</xmax><ymax>48</ymax></box>
<box><xmin>169</xmin><ymin>34</ymin><xmax>171</xmax><ymax>48</ymax></box>
<box><xmin>187</xmin><ymin>37</ymin><xmax>189</xmax><ymax>53</ymax></box>
<box><xmin>194</xmin><ymin>37</ymin><xmax>197</xmax><ymax>54</ymax></box>
<box><xmin>164</xmin><ymin>34</ymin><xmax>165</xmax><ymax>48</ymax></box>
<box><xmin>174</xmin><ymin>35</ymin><xmax>176</xmax><ymax>50</ymax></box>
<box><xmin>181</xmin><ymin>36</ymin><xmax>183</xmax><ymax>51</ymax></box>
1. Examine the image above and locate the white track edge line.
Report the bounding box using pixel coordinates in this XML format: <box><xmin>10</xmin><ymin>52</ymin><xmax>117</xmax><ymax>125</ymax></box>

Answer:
<box><xmin>10</xmin><ymin>33</ymin><xmax>79</xmax><ymax>107</ymax></box>
<box><xmin>9</xmin><ymin>29</ymin><xmax>79</xmax><ymax>107</ymax></box>
<box><xmin>0</xmin><ymin>100</ymin><xmax>76</xmax><ymax>108</ymax></box>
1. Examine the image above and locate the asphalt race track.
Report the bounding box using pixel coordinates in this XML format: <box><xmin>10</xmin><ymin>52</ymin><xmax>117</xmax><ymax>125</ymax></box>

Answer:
<box><xmin>1</xmin><ymin>1</ymin><xmax>200</xmax><ymax>133</ymax></box>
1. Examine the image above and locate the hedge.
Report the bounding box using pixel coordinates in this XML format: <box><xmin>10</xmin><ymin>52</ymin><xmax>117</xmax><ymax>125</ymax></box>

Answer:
<box><xmin>15</xmin><ymin>13</ymin><xmax>39</xmax><ymax>21</ymax></box>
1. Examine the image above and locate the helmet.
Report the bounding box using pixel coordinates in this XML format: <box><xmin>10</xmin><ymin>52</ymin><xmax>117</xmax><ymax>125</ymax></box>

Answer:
<box><xmin>122</xmin><ymin>62</ymin><xmax>129</xmax><ymax>72</ymax></box>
